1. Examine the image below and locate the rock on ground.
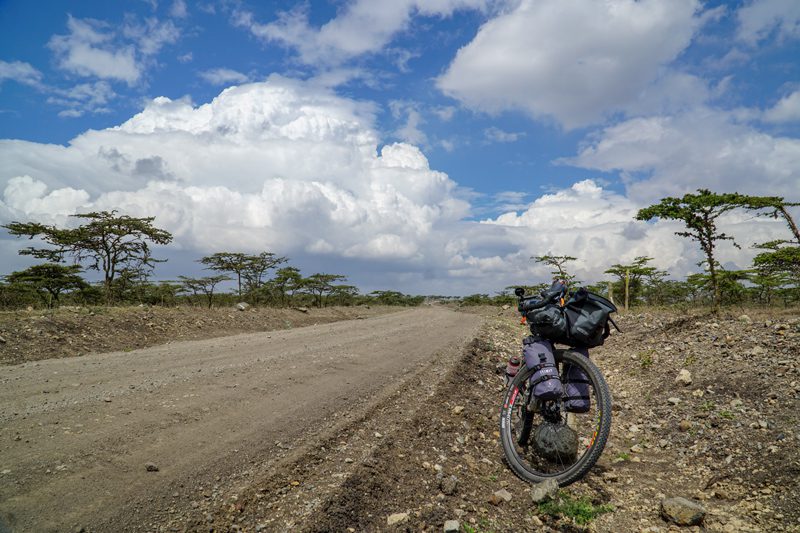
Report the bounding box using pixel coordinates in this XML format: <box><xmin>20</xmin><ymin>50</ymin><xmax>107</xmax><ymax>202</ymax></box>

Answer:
<box><xmin>661</xmin><ymin>496</ymin><xmax>705</xmax><ymax>526</ymax></box>
<box><xmin>530</xmin><ymin>478</ymin><xmax>559</xmax><ymax>503</ymax></box>
<box><xmin>387</xmin><ymin>512</ymin><xmax>409</xmax><ymax>526</ymax></box>
<box><xmin>488</xmin><ymin>488</ymin><xmax>513</xmax><ymax>505</ymax></box>
<box><xmin>443</xmin><ymin>519</ymin><xmax>460</xmax><ymax>532</ymax></box>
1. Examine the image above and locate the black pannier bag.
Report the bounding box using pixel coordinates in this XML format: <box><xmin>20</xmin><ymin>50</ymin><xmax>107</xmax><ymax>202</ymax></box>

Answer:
<box><xmin>526</xmin><ymin>304</ymin><xmax>569</xmax><ymax>345</ymax></box>
<box><xmin>563</xmin><ymin>288</ymin><xmax>617</xmax><ymax>348</ymax></box>
<box><xmin>527</xmin><ymin>287</ymin><xmax>617</xmax><ymax>348</ymax></box>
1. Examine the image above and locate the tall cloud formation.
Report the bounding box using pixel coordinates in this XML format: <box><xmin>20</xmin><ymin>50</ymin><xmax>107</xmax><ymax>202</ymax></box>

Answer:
<box><xmin>0</xmin><ymin>77</ymin><xmax>793</xmax><ymax>294</ymax></box>
<box><xmin>0</xmin><ymin>77</ymin><xmax>473</xmax><ymax>289</ymax></box>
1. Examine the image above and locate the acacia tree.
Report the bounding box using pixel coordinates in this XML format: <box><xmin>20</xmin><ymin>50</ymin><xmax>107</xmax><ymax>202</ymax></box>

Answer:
<box><xmin>200</xmin><ymin>251</ymin><xmax>287</xmax><ymax>299</ymax></box>
<box><xmin>6</xmin><ymin>263</ymin><xmax>87</xmax><ymax>308</ymax></box>
<box><xmin>178</xmin><ymin>275</ymin><xmax>230</xmax><ymax>308</ymax></box>
<box><xmin>733</xmin><ymin>195</ymin><xmax>800</xmax><ymax>244</ymax></box>
<box><xmin>242</xmin><ymin>252</ymin><xmax>287</xmax><ymax>295</ymax></box>
<box><xmin>604</xmin><ymin>256</ymin><xmax>660</xmax><ymax>309</ymax></box>
<box><xmin>3</xmin><ymin>211</ymin><xmax>172</xmax><ymax>303</ymax></box>
<box><xmin>636</xmin><ymin>190</ymin><xmax>744</xmax><ymax>310</ymax></box>
<box><xmin>302</xmin><ymin>273</ymin><xmax>347</xmax><ymax>307</ymax></box>
<box><xmin>532</xmin><ymin>254</ymin><xmax>579</xmax><ymax>286</ymax></box>
<box><xmin>272</xmin><ymin>266</ymin><xmax>303</xmax><ymax>306</ymax></box>
<box><xmin>199</xmin><ymin>253</ymin><xmax>250</xmax><ymax>297</ymax></box>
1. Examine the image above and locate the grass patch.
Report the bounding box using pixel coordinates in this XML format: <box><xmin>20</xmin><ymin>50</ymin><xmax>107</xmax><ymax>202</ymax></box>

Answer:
<box><xmin>718</xmin><ymin>410</ymin><xmax>735</xmax><ymax>419</ymax></box>
<box><xmin>637</xmin><ymin>349</ymin><xmax>654</xmax><ymax>369</ymax></box>
<box><xmin>537</xmin><ymin>491</ymin><xmax>614</xmax><ymax>525</ymax></box>
<box><xmin>615</xmin><ymin>452</ymin><xmax>630</xmax><ymax>461</ymax></box>
<box><xmin>464</xmin><ymin>518</ymin><xmax>495</xmax><ymax>533</ymax></box>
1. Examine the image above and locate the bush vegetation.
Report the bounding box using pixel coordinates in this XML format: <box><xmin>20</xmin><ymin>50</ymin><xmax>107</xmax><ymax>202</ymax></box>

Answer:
<box><xmin>1</xmin><ymin>190</ymin><xmax>797</xmax><ymax>310</ymax></box>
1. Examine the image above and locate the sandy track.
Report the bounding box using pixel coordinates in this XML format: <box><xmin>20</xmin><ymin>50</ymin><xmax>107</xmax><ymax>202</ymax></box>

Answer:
<box><xmin>0</xmin><ymin>307</ymin><xmax>483</xmax><ymax>533</ymax></box>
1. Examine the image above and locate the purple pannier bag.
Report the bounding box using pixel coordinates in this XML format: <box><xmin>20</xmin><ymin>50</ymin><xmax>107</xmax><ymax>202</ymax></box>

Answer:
<box><xmin>562</xmin><ymin>348</ymin><xmax>591</xmax><ymax>413</ymax></box>
<box><xmin>522</xmin><ymin>336</ymin><xmax>562</xmax><ymax>401</ymax></box>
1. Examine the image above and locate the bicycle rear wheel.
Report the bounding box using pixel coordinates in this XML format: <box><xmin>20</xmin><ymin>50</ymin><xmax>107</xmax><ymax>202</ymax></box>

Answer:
<box><xmin>500</xmin><ymin>348</ymin><xmax>612</xmax><ymax>486</ymax></box>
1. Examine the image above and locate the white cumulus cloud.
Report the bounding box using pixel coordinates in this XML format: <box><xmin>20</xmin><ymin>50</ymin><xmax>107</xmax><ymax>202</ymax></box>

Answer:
<box><xmin>1</xmin><ymin>77</ymin><xmax>795</xmax><ymax>294</ymax></box>
<box><xmin>437</xmin><ymin>0</ymin><xmax>710</xmax><ymax>129</ymax></box>
<box><xmin>199</xmin><ymin>68</ymin><xmax>250</xmax><ymax>86</ymax></box>
<box><xmin>0</xmin><ymin>60</ymin><xmax>43</xmax><ymax>88</ymax></box>
<box><xmin>49</xmin><ymin>16</ymin><xmax>141</xmax><ymax>84</ymax></box>
<box><xmin>232</xmin><ymin>0</ymin><xmax>487</xmax><ymax>66</ymax></box>
<box><xmin>763</xmin><ymin>89</ymin><xmax>800</xmax><ymax>123</ymax></box>
<box><xmin>564</xmin><ymin>108</ymin><xmax>800</xmax><ymax>204</ymax></box>
<box><xmin>736</xmin><ymin>0</ymin><xmax>800</xmax><ymax>45</ymax></box>
<box><xmin>0</xmin><ymin>77</ymin><xmax>471</xmax><ymax>286</ymax></box>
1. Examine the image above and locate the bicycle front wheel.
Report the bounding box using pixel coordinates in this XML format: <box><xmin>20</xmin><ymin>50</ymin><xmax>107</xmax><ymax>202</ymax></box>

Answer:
<box><xmin>500</xmin><ymin>349</ymin><xmax>612</xmax><ymax>486</ymax></box>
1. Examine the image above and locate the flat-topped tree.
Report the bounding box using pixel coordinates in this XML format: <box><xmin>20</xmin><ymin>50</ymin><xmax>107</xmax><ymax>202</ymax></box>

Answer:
<box><xmin>302</xmin><ymin>273</ymin><xmax>347</xmax><ymax>308</ymax></box>
<box><xmin>732</xmin><ymin>195</ymin><xmax>800</xmax><ymax>245</ymax></box>
<box><xmin>604</xmin><ymin>256</ymin><xmax>660</xmax><ymax>309</ymax></box>
<box><xmin>178</xmin><ymin>275</ymin><xmax>230</xmax><ymax>308</ymax></box>
<box><xmin>636</xmin><ymin>189</ymin><xmax>743</xmax><ymax>310</ymax></box>
<box><xmin>532</xmin><ymin>254</ymin><xmax>579</xmax><ymax>287</ymax></box>
<box><xmin>200</xmin><ymin>252</ymin><xmax>287</xmax><ymax>298</ymax></box>
<box><xmin>3</xmin><ymin>211</ymin><xmax>172</xmax><ymax>303</ymax></box>
<box><xmin>5</xmin><ymin>263</ymin><xmax>87</xmax><ymax>308</ymax></box>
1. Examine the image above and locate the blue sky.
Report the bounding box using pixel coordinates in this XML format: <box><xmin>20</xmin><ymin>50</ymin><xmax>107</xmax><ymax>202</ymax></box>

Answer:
<box><xmin>1</xmin><ymin>0</ymin><xmax>799</xmax><ymax>294</ymax></box>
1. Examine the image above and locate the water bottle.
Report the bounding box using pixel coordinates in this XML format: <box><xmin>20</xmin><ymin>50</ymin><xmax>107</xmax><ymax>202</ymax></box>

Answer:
<box><xmin>505</xmin><ymin>355</ymin><xmax>521</xmax><ymax>385</ymax></box>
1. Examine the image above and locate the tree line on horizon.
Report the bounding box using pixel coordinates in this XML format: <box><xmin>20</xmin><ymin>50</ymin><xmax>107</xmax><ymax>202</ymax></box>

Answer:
<box><xmin>0</xmin><ymin>190</ymin><xmax>797</xmax><ymax>311</ymax></box>
<box><xmin>0</xmin><ymin>211</ymin><xmax>424</xmax><ymax>310</ymax></box>
<box><xmin>460</xmin><ymin>190</ymin><xmax>799</xmax><ymax>310</ymax></box>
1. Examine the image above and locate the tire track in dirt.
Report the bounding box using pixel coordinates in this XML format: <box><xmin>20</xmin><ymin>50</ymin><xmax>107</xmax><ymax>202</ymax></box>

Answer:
<box><xmin>0</xmin><ymin>307</ymin><xmax>482</xmax><ymax>533</ymax></box>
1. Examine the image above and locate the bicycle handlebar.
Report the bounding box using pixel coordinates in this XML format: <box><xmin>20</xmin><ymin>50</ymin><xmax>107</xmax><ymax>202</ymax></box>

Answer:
<box><xmin>517</xmin><ymin>291</ymin><xmax>560</xmax><ymax>313</ymax></box>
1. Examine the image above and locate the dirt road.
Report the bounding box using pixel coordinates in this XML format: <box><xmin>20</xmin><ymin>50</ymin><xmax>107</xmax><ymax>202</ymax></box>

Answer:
<box><xmin>0</xmin><ymin>307</ymin><xmax>483</xmax><ymax>533</ymax></box>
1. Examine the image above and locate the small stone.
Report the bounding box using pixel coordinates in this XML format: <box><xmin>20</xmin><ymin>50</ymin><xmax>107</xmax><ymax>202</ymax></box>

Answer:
<box><xmin>387</xmin><ymin>512</ymin><xmax>409</xmax><ymax>526</ymax></box>
<box><xmin>344</xmin><ymin>458</ymin><xmax>354</xmax><ymax>463</ymax></box>
<box><xmin>440</xmin><ymin>475</ymin><xmax>458</xmax><ymax>496</ymax></box>
<box><xmin>444</xmin><ymin>519</ymin><xmax>460</xmax><ymax>532</ymax></box>
<box><xmin>453</xmin><ymin>406</ymin><xmax>465</xmax><ymax>415</ymax></box>
<box><xmin>750</xmin><ymin>346</ymin><xmax>766</xmax><ymax>356</ymax></box>
<box><xmin>668</xmin><ymin>397</ymin><xmax>681</xmax><ymax>406</ymax></box>
<box><xmin>374</xmin><ymin>432</ymin><xmax>383</xmax><ymax>438</ymax></box>
<box><xmin>678</xmin><ymin>420</ymin><xmax>692</xmax><ymax>432</ymax></box>
<box><xmin>730</xmin><ymin>399</ymin><xmax>743</xmax><ymax>408</ymax></box>
<box><xmin>145</xmin><ymin>462</ymin><xmax>159</xmax><ymax>472</ymax></box>
<box><xmin>675</xmin><ymin>369</ymin><xmax>693</xmax><ymax>386</ymax></box>
<box><xmin>0</xmin><ymin>335</ymin><xmax>6</xmax><ymax>343</ymax></box>
<box><xmin>738</xmin><ymin>314</ymin><xmax>751</xmax><ymax>323</ymax></box>
<box><xmin>235</xmin><ymin>302</ymin><xmax>250</xmax><ymax>311</ymax></box>
<box><xmin>530</xmin><ymin>478</ymin><xmax>559</xmax><ymax>503</ymax></box>
<box><xmin>630</xmin><ymin>444</ymin><xmax>644</xmax><ymax>453</ymax></box>
<box><xmin>103</xmin><ymin>397</ymin><xmax>112</xmax><ymax>403</ymax></box>
<box><xmin>602</xmin><ymin>472</ymin><xmax>619</xmax><ymax>482</ymax></box>
<box><xmin>661</xmin><ymin>496</ymin><xmax>706</xmax><ymax>526</ymax></box>
<box><xmin>489</xmin><ymin>488</ymin><xmax>512</xmax><ymax>505</ymax></box>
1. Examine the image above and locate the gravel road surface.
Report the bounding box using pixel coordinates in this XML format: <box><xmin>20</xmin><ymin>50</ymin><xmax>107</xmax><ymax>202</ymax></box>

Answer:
<box><xmin>0</xmin><ymin>307</ymin><xmax>482</xmax><ymax>532</ymax></box>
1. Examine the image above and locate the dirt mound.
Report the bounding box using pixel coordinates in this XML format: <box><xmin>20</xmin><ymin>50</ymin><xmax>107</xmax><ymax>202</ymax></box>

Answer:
<box><xmin>0</xmin><ymin>305</ymin><xmax>397</xmax><ymax>364</ymax></box>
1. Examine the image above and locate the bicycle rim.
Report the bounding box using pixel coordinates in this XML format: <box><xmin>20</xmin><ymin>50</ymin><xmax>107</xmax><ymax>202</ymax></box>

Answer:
<box><xmin>500</xmin><ymin>349</ymin><xmax>612</xmax><ymax>486</ymax></box>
